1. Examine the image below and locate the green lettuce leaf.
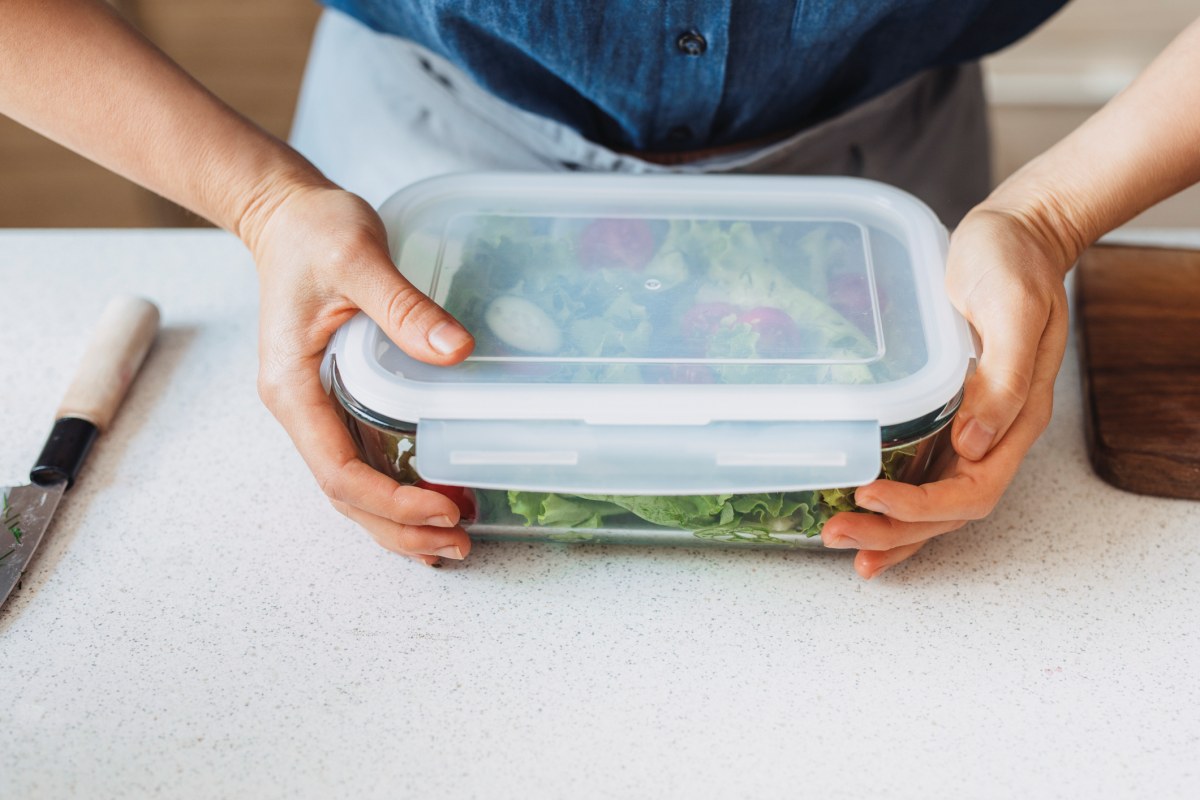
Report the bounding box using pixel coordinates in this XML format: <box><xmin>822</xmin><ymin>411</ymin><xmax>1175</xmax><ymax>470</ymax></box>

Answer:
<box><xmin>504</xmin><ymin>444</ymin><xmax>923</xmax><ymax>543</ymax></box>
<box><xmin>676</xmin><ymin>221</ymin><xmax>875</xmax><ymax>358</ymax></box>
<box><xmin>508</xmin><ymin>491</ymin><xmax>634</xmax><ymax>529</ymax></box>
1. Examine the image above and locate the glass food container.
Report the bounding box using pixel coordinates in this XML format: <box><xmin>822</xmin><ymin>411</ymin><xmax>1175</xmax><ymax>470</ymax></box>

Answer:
<box><xmin>325</xmin><ymin>173</ymin><xmax>974</xmax><ymax>549</ymax></box>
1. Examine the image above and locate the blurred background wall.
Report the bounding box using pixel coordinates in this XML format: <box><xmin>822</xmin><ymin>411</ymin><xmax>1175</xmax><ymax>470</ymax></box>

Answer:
<box><xmin>987</xmin><ymin>0</ymin><xmax>1199</xmax><ymax>227</ymax></box>
<box><xmin>0</xmin><ymin>0</ymin><xmax>1195</xmax><ymax>228</ymax></box>
<box><xmin>0</xmin><ymin>0</ymin><xmax>321</xmax><ymax>228</ymax></box>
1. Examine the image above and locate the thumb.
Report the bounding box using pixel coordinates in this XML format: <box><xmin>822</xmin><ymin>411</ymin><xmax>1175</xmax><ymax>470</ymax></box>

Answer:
<box><xmin>349</xmin><ymin>240</ymin><xmax>474</xmax><ymax>365</ymax></box>
<box><xmin>944</xmin><ymin>207</ymin><xmax>1073</xmax><ymax>463</ymax></box>
<box><xmin>951</xmin><ymin>285</ymin><xmax>1049</xmax><ymax>462</ymax></box>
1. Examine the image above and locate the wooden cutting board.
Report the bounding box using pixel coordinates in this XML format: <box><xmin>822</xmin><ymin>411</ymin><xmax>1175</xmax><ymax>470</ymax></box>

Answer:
<box><xmin>1076</xmin><ymin>244</ymin><xmax>1200</xmax><ymax>499</ymax></box>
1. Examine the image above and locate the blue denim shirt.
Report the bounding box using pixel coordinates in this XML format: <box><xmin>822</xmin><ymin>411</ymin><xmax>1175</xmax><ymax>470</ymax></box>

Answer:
<box><xmin>323</xmin><ymin>1</ymin><xmax>1066</xmax><ymax>152</ymax></box>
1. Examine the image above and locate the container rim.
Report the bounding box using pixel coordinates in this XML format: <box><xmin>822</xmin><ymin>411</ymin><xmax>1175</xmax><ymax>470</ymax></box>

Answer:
<box><xmin>331</xmin><ymin>355</ymin><xmax>962</xmax><ymax>453</ymax></box>
<box><xmin>333</xmin><ymin>172</ymin><xmax>974</xmax><ymax>430</ymax></box>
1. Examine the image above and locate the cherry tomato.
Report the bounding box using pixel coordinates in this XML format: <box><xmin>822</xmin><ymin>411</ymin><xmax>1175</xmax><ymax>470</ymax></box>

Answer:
<box><xmin>737</xmin><ymin>307</ymin><xmax>802</xmax><ymax>356</ymax></box>
<box><xmin>828</xmin><ymin>274</ymin><xmax>887</xmax><ymax>335</ymax></box>
<box><xmin>415</xmin><ymin>480</ymin><xmax>478</xmax><ymax>524</ymax></box>
<box><xmin>578</xmin><ymin>219</ymin><xmax>656</xmax><ymax>271</ymax></box>
<box><xmin>828</xmin><ymin>274</ymin><xmax>872</xmax><ymax>318</ymax></box>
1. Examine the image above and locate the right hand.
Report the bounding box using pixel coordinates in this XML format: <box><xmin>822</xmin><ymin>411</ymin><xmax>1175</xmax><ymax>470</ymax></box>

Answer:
<box><xmin>828</xmin><ymin>205</ymin><xmax>1075</xmax><ymax>577</ymax></box>
<box><xmin>239</xmin><ymin>182</ymin><xmax>477</xmax><ymax>567</ymax></box>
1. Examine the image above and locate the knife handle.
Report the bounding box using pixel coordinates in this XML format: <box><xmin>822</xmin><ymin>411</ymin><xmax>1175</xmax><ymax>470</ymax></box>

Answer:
<box><xmin>30</xmin><ymin>296</ymin><xmax>160</xmax><ymax>487</ymax></box>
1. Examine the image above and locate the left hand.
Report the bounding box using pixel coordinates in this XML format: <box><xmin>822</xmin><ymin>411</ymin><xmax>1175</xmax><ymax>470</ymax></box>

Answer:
<box><xmin>244</xmin><ymin>182</ymin><xmax>477</xmax><ymax>567</ymax></box>
<box><xmin>819</xmin><ymin>206</ymin><xmax>1073</xmax><ymax>579</ymax></box>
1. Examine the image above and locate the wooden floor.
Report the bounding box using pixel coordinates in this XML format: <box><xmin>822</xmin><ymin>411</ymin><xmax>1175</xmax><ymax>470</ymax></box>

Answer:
<box><xmin>1</xmin><ymin>0</ymin><xmax>1195</xmax><ymax>229</ymax></box>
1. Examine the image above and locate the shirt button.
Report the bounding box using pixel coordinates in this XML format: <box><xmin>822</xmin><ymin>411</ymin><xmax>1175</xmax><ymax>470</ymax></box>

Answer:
<box><xmin>666</xmin><ymin>125</ymin><xmax>693</xmax><ymax>145</ymax></box>
<box><xmin>676</xmin><ymin>30</ymin><xmax>707</xmax><ymax>56</ymax></box>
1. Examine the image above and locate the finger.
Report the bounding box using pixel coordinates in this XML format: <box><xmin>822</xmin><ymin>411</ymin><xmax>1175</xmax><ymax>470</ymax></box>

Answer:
<box><xmin>822</xmin><ymin>510</ymin><xmax>965</xmax><ymax>550</ymax></box>
<box><xmin>854</xmin><ymin>540</ymin><xmax>928</xmax><ymax>580</ymax></box>
<box><xmin>855</xmin><ymin>472</ymin><xmax>989</xmax><ymax>523</ymax></box>
<box><xmin>951</xmin><ymin>274</ymin><xmax>1063</xmax><ymax>461</ymax></box>
<box><xmin>333</xmin><ymin>500</ymin><xmax>472</xmax><ymax>561</ymax></box>
<box><xmin>853</xmin><ymin>430</ymin><xmax>1017</xmax><ymax>523</ymax></box>
<box><xmin>344</xmin><ymin>235</ymin><xmax>475</xmax><ymax>366</ymax></box>
<box><xmin>857</xmin><ymin>315</ymin><xmax>1066</xmax><ymax>523</ymax></box>
<box><xmin>954</xmin><ymin>302</ymin><xmax>1067</xmax><ymax>462</ymax></box>
<box><xmin>258</xmin><ymin>359</ymin><xmax>463</xmax><ymax>527</ymax></box>
<box><xmin>853</xmin><ymin>422</ymin><xmax>1027</xmax><ymax>523</ymax></box>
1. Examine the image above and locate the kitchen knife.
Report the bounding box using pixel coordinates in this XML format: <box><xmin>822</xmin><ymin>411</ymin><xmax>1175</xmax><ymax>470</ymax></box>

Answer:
<box><xmin>1</xmin><ymin>295</ymin><xmax>160</xmax><ymax>608</ymax></box>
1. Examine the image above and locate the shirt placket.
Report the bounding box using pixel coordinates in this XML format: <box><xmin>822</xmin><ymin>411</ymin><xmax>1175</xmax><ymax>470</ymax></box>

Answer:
<box><xmin>652</xmin><ymin>0</ymin><xmax>731</xmax><ymax>151</ymax></box>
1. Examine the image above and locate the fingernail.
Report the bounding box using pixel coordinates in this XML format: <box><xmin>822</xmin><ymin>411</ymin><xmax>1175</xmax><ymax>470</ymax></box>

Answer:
<box><xmin>428</xmin><ymin>321</ymin><xmax>472</xmax><ymax>355</ymax></box>
<box><xmin>425</xmin><ymin>515</ymin><xmax>455</xmax><ymax>528</ymax></box>
<box><xmin>958</xmin><ymin>417</ymin><xmax>996</xmax><ymax>461</ymax></box>
<box><xmin>433</xmin><ymin>545</ymin><xmax>464</xmax><ymax>560</ymax></box>
<box><xmin>856</xmin><ymin>495</ymin><xmax>889</xmax><ymax>515</ymax></box>
<box><xmin>823</xmin><ymin>533</ymin><xmax>860</xmax><ymax>550</ymax></box>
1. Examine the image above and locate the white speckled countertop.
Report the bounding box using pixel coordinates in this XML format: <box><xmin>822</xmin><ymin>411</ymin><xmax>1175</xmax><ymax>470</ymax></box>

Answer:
<box><xmin>1</xmin><ymin>230</ymin><xmax>1198</xmax><ymax>799</ymax></box>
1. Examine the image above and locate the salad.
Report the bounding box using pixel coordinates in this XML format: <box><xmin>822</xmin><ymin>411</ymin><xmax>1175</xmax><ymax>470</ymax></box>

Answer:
<box><xmin>438</xmin><ymin>215</ymin><xmax>927</xmax><ymax>385</ymax></box>
<box><xmin>334</xmin><ymin>211</ymin><xmax>945</xmax><ymax>546</ymax></box>
<box><xmin>503</xmin><ymin>445</ymin><xmax>919</xmax><ymax>544</ymax></box>
<box><xmin>348</xmin><ymin>421</ymin><xmax>930</xmax><ymax>546</ymax></box>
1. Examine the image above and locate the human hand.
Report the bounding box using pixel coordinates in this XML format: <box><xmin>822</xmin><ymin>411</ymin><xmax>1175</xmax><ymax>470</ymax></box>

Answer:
<box><xmin>240</xmin><ymin>183</ymin><xmax>476</xmax><ymax>566</ymax></box>
<box><xmin>820</xmin><ymin>206</ymin><xmax>1074</xmax><ymax>578</ymax></box>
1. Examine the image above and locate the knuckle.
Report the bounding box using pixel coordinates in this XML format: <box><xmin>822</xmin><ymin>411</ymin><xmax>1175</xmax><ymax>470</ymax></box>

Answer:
<box><xmin>388</xmin><ymin>483</ymin><xmax>424</xmax><ymax>521</ymax></box>
<box><xmin>1028</xmin><ymin>401</ymin><xmax>1054</xmax><ymax>435</ymax></box>
<box><xmin>1006</xmin><ymin>265</ymin><xmax>1057</xmax><ymax>309</ymax></box>
<box><xmin>385</xmin><ymin>283</ymin><xmax>437</xmax><ymax>332</ymax></box>
<box><xmin>916</xmin><ymin>482</ymin><xmax>938</xmax><ymax>509</ymax></box>
<box><xmin>323</xmin><ymin>226</ymin><xmax>377</xmax><ymax>273</ymax></box>
<box><xmin>1034</xmin><ymin>281</ymin><xmax>1061</xmax><ymax>312</ymax></box>
<box><xmin>1030</xmin><ymin>413</ymin><xmax>1052</xmax><ymax>438</ymax></box>
<box><xmin>965</xmin><ymin>497</ymin><xmax>997</xmax><ymax>520</ymax></box>
<box><xmin>890</xmin><ymin>484</ymin><xmax>937</xmax><ymax>522</ymax></box>
<box><xmin>396</xmin><ymin>527</ymin><xmax>438</xmax><ymax>553</ymax></box>
<box><xmin>955</xmin><ymin>475</ymin><xmax>996</xmax><ymax>520</ymax></box>
<box><xmin>986</xmin><ymin>368</ymin><xmax>1033</xmax><ymax>410</ymax></box>
<box><xmin>315</xmin><ymin>459</ymin><xmax>354</xmax><ymax>504</ymax></box>
<box><xmin>256</xmin><ymin>369</ymin><xmax>282</xmax><ymax>409</ymax></box>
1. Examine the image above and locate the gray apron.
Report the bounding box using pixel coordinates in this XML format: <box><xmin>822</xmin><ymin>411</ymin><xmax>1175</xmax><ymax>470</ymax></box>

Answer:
<box><xmin>290</xmin><ymin>8</ymin><xmax>991</xmax><ymax>226</ymax></box>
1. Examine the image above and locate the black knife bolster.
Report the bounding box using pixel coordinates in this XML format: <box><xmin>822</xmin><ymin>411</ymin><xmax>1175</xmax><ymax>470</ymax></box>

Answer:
<box><xmin>31</xmin><ymin>417</ymin><xmax>99</xmax><ymax>489</ymax></box>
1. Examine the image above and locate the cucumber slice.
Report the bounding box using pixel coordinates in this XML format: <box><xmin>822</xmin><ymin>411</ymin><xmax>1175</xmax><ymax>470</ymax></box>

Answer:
<box><xmin>484</xmin><ymin>295</ymin><xmax>563</xmax><ymax>355</ymax></box>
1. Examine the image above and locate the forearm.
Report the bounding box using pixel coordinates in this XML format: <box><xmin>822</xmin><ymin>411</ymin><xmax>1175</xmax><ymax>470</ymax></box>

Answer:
<box><xmin>980</xmin><ymin>17</ymin><xmax>1200</xmax><ymax>261</ymax></box>
<box><xmin>0</xmin><ymin>0</ymin><xmax>326</xmax><ymax>239</ymax></box>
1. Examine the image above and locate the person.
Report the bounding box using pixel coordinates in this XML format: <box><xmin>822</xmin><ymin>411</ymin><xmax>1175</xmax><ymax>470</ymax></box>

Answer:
<box><xmin>2</xmin><ymin>2</ymin><xmax>1197</xmax><ymax>577</ymax></box>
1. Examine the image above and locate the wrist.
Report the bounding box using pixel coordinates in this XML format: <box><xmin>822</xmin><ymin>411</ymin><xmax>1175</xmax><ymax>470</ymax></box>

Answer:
<box><xmin>223</xmin><ymin>152</ymin><xmax>335</xmax><ymax>255</ymax></box>
<box><xmin>970</xmin><ymin>167</ymin><xmax>1101</xmax><ymax>273</ymax></box>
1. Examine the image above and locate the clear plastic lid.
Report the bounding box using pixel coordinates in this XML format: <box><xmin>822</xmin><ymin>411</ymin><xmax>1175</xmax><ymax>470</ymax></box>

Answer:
<box><xmin>328</xmin><ymin>173</ymin><xmax>973</xmax><ymax>494</ymax></box>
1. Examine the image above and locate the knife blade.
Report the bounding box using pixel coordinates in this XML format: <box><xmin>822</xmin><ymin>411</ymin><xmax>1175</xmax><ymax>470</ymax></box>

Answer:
<box><xmin>1</xmin><ymin>482</ymin><xmax>67</xmax><ymax>600</ymax></box>
<box><xmin>1</xmin><ymin>296</ymin><xmax>159</xmax><ymax>608</ymax></box>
